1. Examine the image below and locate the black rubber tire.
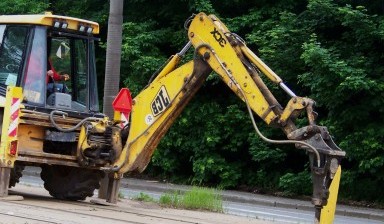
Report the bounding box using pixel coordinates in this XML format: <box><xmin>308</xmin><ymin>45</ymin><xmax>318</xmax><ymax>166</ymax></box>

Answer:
<box><xmin>9</xmin><ymin>163</ymin><xmax>25</xmax><ymax>188</ymax></box>
<box><xmin>40</xmin><ymin>165</ymin><xmax>103</xmax><ymax>201</ymax></box>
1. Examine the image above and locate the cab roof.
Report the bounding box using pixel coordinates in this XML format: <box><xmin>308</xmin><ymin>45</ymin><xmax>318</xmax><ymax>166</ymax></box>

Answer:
<box><xmin>0</xmin><ymin>12</ymin><xmax>99</xmax><ymax>34</ymax></box>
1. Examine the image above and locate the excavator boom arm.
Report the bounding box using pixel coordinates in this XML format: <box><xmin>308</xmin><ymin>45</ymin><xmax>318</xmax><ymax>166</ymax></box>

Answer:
<box><xmin>110</xmin><ymin>12</ymin><xmax>345</xmax><ymax>223</ymax></box>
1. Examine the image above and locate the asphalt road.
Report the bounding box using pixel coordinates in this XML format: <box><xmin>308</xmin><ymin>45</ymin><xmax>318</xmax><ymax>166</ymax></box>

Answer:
<box><xmin>18</xmin><ymin>167</ymin><xmax>384</xmax><ymax>224</ymax></box>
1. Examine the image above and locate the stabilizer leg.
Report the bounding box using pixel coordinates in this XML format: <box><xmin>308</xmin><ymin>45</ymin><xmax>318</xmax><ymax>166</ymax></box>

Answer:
<box><xmin>0</xmin><ymin>167</ymin><xmax>23</xmax><ymax>201</ymax></box>
<box><xmin>106</xmin><ymin>174</ymin><xmax>121</xmax><ymax>204</ymax></box>
<box><xmin>0</xmin><ymin>167</ymin><xmax>10</xmax><ymax>197</ymax></box>
<box><xmin>91</xmin><ymin>173</ymin><xmax>121</xmax><ymax>205</ymax></box>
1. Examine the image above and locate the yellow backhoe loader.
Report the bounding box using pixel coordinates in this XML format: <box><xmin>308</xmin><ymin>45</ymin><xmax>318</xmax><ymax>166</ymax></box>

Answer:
<box><xmin>0</xmin><ymin>12</ymin><xmax>345</xmax><ymax>223</ymax></box>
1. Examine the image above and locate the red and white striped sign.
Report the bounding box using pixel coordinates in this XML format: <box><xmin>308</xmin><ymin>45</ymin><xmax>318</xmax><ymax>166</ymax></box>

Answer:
<box><xmin>120</xmin><ymin>112</ymin><xmax>129</xmax><ymax>128</ymax></box>
<box><xmin>8</xmin><ymin>98</ymin><xmax>20</xmax><ymax>137</ymax></box>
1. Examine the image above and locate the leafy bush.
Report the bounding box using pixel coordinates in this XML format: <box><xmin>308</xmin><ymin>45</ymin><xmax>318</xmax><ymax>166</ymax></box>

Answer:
<box><xmin>278</xmin><ymin>171</ymin><xmax>312</xmax><ymax>196</ymax></box>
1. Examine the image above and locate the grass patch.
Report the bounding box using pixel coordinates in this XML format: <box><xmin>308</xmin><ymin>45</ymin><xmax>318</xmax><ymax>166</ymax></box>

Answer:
<box><xmin>134</xmin><ymin>192</ymin><xmax>155</xmax><ymax>202</ymax></box>
<box><xmin>159</xmin><ymin>187</ymin><xmax>223</xmax><ymax>212</ymax></box>
<box><xmin>159</xmin><ymin>191</ymin><xmax>181</xmax><ymax>207</ymax></box>
<box><xmin>118</xmin><ymin>191</ymin><xmax>125</xmax><ymax>199</ymax></box>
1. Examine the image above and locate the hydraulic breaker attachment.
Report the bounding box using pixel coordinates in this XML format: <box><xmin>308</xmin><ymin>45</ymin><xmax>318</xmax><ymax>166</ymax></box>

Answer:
<box><xmin>287</xmin><ymin>125</ymin><xmax>345</xmax><ymax>223</ymax></box>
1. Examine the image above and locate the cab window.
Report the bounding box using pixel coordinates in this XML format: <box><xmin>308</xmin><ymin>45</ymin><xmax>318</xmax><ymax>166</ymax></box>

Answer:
<box><xmin>0</xmin><ymin>25</ymin><xmax>29</xmax><ymax>87</ymax></box>
<box><xmin>73</xmin><ymin>39</ymin><xmax>87</xmax><ymax>105</ymax></box>
<box><xmin>48</xmin><ymin>36</ymin><xmax>88</xmax><ymax>112</ymax></box>
<box><xmin>23</xmin><ymin>27</ymin><xmax>47</xmax><ymax>105</ymax></box>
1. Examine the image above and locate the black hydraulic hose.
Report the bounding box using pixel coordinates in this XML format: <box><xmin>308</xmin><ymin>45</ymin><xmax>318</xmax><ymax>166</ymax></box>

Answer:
<box><xmin>49</xmin><ymin>110</ymin><xmax>103</xmax><ymax>132</ymax></box>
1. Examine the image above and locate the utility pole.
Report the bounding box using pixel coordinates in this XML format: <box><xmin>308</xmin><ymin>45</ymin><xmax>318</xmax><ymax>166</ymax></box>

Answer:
<box><xmin>99</xmin><ymin>0</ymin><xmax>124</xmax><ymax>201</ymax></box>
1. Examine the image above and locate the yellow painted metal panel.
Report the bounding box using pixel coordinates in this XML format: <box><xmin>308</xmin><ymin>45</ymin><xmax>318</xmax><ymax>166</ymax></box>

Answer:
<box><xmin>18</xmin><ymin>125</ymin><xmax>44</xmax><ymax>152</ymax></box>
<box><xmin>320</xmin><ymin>166</ymin><xmax>342</xmax><ymax>224</ymax></box>
<box><xmin>0</xmin><ymin>13</ymin><xmax>99</xmax><ymax>34</ymax></box>
<box><xmin>0</xmin><ymin>86</ymin><xmax>23</xmax><ymax>167</ymax></box>
<box><xmin>113</xmin><ymin>61</ymin><xmax>199</xmax><ymax>173</ymax></box>
<box><xmin>188</xmin><ymin>13</ymin><xmax>277</xmax><ymax>124</ymax></box>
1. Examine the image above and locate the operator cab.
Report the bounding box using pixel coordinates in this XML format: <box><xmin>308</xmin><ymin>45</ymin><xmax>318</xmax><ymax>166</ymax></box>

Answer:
<box><xmin>0</xmin><ymin>13</ymin><xmax>100</xmax><ymax>114</ymax></box>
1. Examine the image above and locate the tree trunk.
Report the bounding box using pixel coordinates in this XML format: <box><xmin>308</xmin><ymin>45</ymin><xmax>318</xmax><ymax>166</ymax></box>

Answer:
<box><xmin>99</xmin><ymin>0</ymin><xmax>124</xmax><ymax>200</ymax></box>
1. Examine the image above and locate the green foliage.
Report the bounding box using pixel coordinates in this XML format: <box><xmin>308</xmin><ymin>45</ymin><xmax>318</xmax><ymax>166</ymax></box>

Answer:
<box><xmin>0</xmin><ymin>0</ymin><xmax>49</xmax><ymax>14</ymax></box>
<box><xmin>278</xmin><ymin>170</ymin><xmax>312</xmax><ymax>196</ymax></box>
<box><xmin>150</xmin><ymin>96</ymin><xmax>249</xmax><ymax>189</ymax></box>
<box><xmin>119</xmin><ymin>21</ymin><xmax>172</xmax><ymax>95</ymax></box>
<box><xmin>188</xmin><ymin>0</ymin><xmax>216</xmax><ymax>14</ymax></box>
<box><xmin>191</xmin><ymin>153</ymin><xmax>242</xmax><ymax>188</ymax></box>
<box><xmin>248</xmin><ymin>133</ymin><xmax>286</xmax><ymax>166</ymax></box>
<box><xmin>48</xmin><ymin>0</ymin><xmax>109</xmax><ymax>22</ymax></box>
<box><xmin>340</xmin><ymin>170</ymin><xmax>384</xmax><ymax>202</ymax></box>
<box><xmin>297</xmin><ymin>1</ymin><xmax>384</xmax><ymax>202</ymax></box>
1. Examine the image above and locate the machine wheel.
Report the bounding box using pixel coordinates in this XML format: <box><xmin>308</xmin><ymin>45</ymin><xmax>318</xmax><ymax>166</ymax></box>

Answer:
<box><xmin>41</xmin><ymin>165</ymin><xmax>103</xmax><ymax>201</ymax></box>
<box><xmin>9</xmin><ymin>163</ymin><xmax>25</xmax><ymax>188</ymax></box>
